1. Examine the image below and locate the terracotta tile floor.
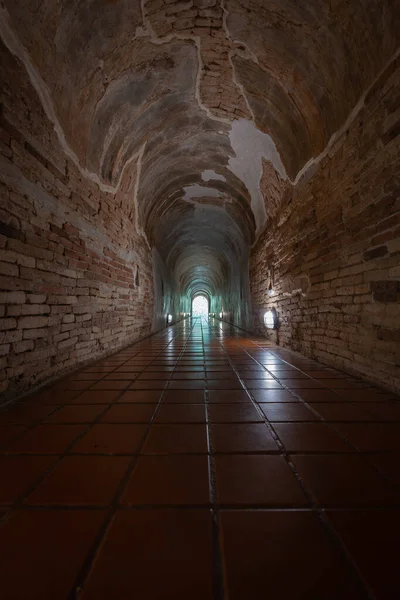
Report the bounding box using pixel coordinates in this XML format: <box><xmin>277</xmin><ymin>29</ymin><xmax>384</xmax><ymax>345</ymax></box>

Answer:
<box><xmin>0</xmin><ymin>317</ymin><xmax>399</xmax><ymax>599</ymax></box>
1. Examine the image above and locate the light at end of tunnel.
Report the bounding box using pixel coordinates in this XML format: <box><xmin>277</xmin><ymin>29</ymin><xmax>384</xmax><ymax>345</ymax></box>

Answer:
<box><xmin>263</xmin><ymin>308</ymin><xmax>278</xmax><ymax>329</ymax></box>
<box><xmin>167</xmin><ymin>314</ymin><xmax>172</xmax><ymax>324</ymax></box>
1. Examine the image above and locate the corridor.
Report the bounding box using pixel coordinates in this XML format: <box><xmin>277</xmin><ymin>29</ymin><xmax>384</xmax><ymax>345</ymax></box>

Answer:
<box><xmin>0</xmin><ymin>317</ymin><xmax>399</xmax><ymax>599</ymax></box>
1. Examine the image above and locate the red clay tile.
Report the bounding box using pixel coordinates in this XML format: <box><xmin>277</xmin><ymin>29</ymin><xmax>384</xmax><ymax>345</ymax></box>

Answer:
<box><xmin>26</xmin><ymin>455</ymin><xmax>130</xmax><ymax>505</ymax></box>
<box><xmin>172</xmin><ymin>372</ymin><xmax>205</xmax><ymax>379</ymax></box>
<box><xmin>327</xmin><ymin>510</ymin><xmax>400</xmax><ymax>600</ymax></box>
<box><xmin>332</xmin><ymin>423</ymin><xmax>400</xmax><ymax>451</ymax></box>
<box><xmin>72</xmin><ymin>390</ymin><xmax>121</xmax><ymax>404</ymax></box>
<box><xmin>118</xmin><ymin>390</ymin><xmax>162</xmax><ymax>403</ymax></box>
<box><xmin>162</xmin><ymin>390</ymin><xmax>205</xmax><ymax>403</ymax></box>
<box><xmin>0</xmin><ymin>403</ymin><xmax>58</xmax><ymax>425</ymax></box>
<box><xmin>251</xmin><ymin>389</ymin><xmax>297</xmax><ymax>402</ymax></box>
<box><xmin>358</xmin><ymin>402</ymin><xmax>400</xmax><ymax>420</ymax></box>
<box><xmin>282</xmin><ymin>379</ymin><xmax>326</xmax><ymax>389</ymax></box>
<box><xmin>208</xmin><ymin>403</ymin><xmax>262</xmax><ymax>423</ymax></box>
<box><xmin>308</xmin><ymin>402</ymin><xmax>375</xmax><ymax>421</ymax></box>
<box><xmin>142</xmin><ymin>424</ymin><xmax>208</xmax><ymax>454</ymax></box>
<box><xmin>104</xmin><ymin>372</ymin><xmax>139</xmax><ymax>380</ymax></box>
<box><xmin>210</xmin><ymin>423</ymin><xmax>278</xmax><ymax>453</ymax></box>
<box><xmin>215</xmin><ymin>454</ymin><xmax>308</xmax><ymax>506</ymax></box>
<box><xmin>220</xmin><ymin>510</ymin><xmax>366</xmax><ymax>600</ymax></box>
<box><xmin>45</xmin><ymin>404</ymin><xmax>106</xmax><ymax>423</ymax></box>
<box><xmin>292</xmin><ymin>454</ymin><xmax>400</xmax><ymax>507</ymax></box>
<box><xmin>71</xmin><ymin>424</ymin><xmax>147</xmax><ymax>454</ymax></box>
<box><xmin>89</xmin><ymin>380</ymin><xmax>131</xmax><ymax>391</ymax></box>
<box><xmin>121</xmin><ymin>455</ymin><xmax>210</xmax><ymax>505</ymax></box>
<box><xmin>6</xmin><ymin>424</ymin><xmax>86</xmax><ymax>454</ymax></box>
<box><xmin>101</xmin><ymin>404</ymin><xmax>157</xmax><ymax>423</ymax></box>
<box><xmin>0</xmin><ymin>455</ymin><xmax>56</xmax><ymax>505</ymax></box>
<box><xmin>154</xmin><ymin>404</ymin><xmax>206</xmax><ymax>423</ymax></box>
<box><xmin>243</xmin><ymin>380</ymin><xmax>284</xmax><ymax>389</ymax></box>
<box><xmin>260</xmin><ymin>403</ymin><xmax>318</xmax><ymax>422</ymax></box>
<box><xmin>129</xmin><ymin>380</ymin><xmax>167</xmax><ymax>390</ymax></box>
<box><xmin>367</xmin><ymin>452</ymin><xmax>400</xmax><ymax>485</ymax></box>
<box><xmin>272</xmin><ymin>423</ymin><xmax>352</xmax><ymax>453</ymax></box>
<box><xmin>168</xmin><ymin>380</ymin><xmax>206</xmax><ymax>390</ymax></box>
<box><xmin>81</xmin><ymin>510</ymin><xmax>213</xmax><ymax>600</ymax></box>
<box><xmin>294</xmin><ymin>389</ymin><xmax>344</xmax><ymax>403</ymax></box>
<box><xmin>0</xmin><ymin>425</ymin><xmax>26</xmax><ymax>447</ymax></box>
<box><xmin>0</xmin><ymin>509</ymin><xmax>105</xmax><ymax>599</ymax></box>
<box><xmin>208</xmin><ymin>390</ymin><xmax>250</xmax><ymax>403</ymax></box>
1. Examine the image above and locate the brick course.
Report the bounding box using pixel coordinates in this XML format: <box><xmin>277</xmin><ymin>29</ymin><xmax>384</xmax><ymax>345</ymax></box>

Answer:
<box><xmin>0</xmin><ymin>41</ymin><xmax>154</xmax><ymax>400</ymax></box>
<box><xmin>250</xmin><ymin>56</ymin><xmax>400</xmax><ymax>394</ymax></box>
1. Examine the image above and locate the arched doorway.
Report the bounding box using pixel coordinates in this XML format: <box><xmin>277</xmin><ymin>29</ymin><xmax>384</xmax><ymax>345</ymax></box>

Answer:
<box><xmin>192</xmin><ymin>295</ymin><xmax>209</xmax><ymax>318</ymax></box>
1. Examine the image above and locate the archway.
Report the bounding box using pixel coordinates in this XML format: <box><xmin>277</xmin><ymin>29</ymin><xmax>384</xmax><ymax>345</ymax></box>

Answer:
<box><xmin>192</xmin><ymin>295</ymin><xmax>209</xmax><ymax>318</ymax></box>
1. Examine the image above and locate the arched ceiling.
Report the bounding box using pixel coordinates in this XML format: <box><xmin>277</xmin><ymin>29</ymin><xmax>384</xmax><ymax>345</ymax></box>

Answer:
<box><xmin>2</xmin><ymin>0</ymin><xmax>399</xmax><ymax>297</ymax></box>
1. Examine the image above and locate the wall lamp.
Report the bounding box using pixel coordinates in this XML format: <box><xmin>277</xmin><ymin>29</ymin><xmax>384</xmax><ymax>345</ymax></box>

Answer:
<box><xmin>219</xmin><ymin>312</ymin><xmax>223</xmax><ymax>319</ymax></box>
<box><xmin>263</xmin><ymin>308</ymin><xmax>278</xmax><ymax>329</ymax></box>
<box><xmin>167</xmin><ymin>314</ymin><xmax>173</xmax><ymax>324</ymax></box>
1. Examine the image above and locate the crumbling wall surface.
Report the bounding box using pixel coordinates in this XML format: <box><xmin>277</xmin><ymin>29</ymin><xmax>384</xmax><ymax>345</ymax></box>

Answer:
<box><xmin>250</xmin><ymin>55</ymin><xmax>400</xmax><ymax>393</ymax></box>
<box><xmin>0</xmin><ymin>41</ymin><xmax>154</xmax><ymax>401</ymax></box>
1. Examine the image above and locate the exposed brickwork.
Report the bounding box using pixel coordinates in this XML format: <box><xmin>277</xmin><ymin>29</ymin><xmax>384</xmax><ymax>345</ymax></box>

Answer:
<box><xmin>250</xmin><ymin>56</ymin><xmax>400</xmax><ymax>393</ymax></box>
<box><xmin>0</xmin><ymin>42</ymin><xmax>154</xmax><ymax>400</ymax></box>
<box><xmin>144</xmin><ymin>0</ymin><xmax>251</xmax><ymax>120</ymax></box>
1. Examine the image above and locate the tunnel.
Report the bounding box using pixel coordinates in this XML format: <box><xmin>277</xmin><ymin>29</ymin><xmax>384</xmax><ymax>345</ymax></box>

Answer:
<box><xmin>0</xmin><ymin>1</ymin><xmax>399</xmax><ymax>598</ymax></box>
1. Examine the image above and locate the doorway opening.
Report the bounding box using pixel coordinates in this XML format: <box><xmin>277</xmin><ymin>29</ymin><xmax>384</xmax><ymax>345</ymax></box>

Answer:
<box><xmin>192</xmin><ymin>295</ymin><xmax>209</xmax><ymax>318</ymax></box>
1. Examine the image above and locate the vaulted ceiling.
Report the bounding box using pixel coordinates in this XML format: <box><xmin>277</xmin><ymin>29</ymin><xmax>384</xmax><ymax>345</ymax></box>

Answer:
<box><xmin>2</xmin><ymin>0</ymin><xmax>399</xmax><ymax>297</ymax></box>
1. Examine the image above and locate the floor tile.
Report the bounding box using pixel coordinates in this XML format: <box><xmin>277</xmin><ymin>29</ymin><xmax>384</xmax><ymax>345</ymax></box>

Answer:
<box><xmin>243</xmin><ymin>380</ymin><xmax>284</xmax><ymax>389</ymax></box>
<box><xmin>210</xmin><ymin>423</ymin><xmax>278</xmax><ymax>453</ymax></box>
<box><xmin>331</xmin><ymin>423</ymin><xmax>400</xmax><ymax>451</ymax></box>
<box><xmin>292</xmin><ymin>454</ymin><xmax>400</xmax><ymax>507</ymax></box>
<box><xmin>273</xmin><ymin>423</ymin><xmax>352</xmax><ymax>453</ymax></box>
<box><xmin>327</xmin><ymin>510</ymin><xmax>400</xmax><ymax>600</ymax></box>
<box><xmin>260</xmin><ymin>403</ymin><xmax>319</xmax><ymax>422</ymax></box>
<box><xmin>220</xmin><ymin>510</ymin><xmax>366</xmax><ymax>600</ymax></box>
<box><xmin>208</xmin><ymin>403</ymin><xmax>263</xmax><ymax>423</ymax></box>
<box><xmin>252</xmin><ymin>389</ymin><xmax>297</xmax><ymax>402</ymax></box>
<box><xmin>366</xmin><ymin>452</ymin><xmax>400</xmax><ymax>485</ymax></box>
<box><xmin>100</xmin><ymin>404</ymin><xmax>157</xmax><ymax>423</ymax></box>
<box><xmin>154</xmin><ymin>404</ymin><xmax>206</xmax><ymax>423</ymax></box>
<box><xmin>6</xmin><ymin>424</ymin><xmax>86</xmax><ymax>454</ymax></box>
<box><xmin>208</xmin><ymin>390</ymin><xmax>250</xmax><ymax>403</ymax></box>
<box><xmin>162</xmin><ymin>390</ymin><xmax>205</xmax><ymax>403</ymax></box>
<box><xmin>121</xmin><ymin>455</ymin><xmax>210</xmax><ymax>505</ymax></box>
<box><xmin>118</xmin><ymin>390</ymin><xmax>162</xmax><ymax>403</ymax></box>
<box><xmin>81</xmin><ymin>510</ymin><xmax>213</xmax><ymax>600</ymax></box>
<box><xmin>308</xmin><ymin>403</ymin><xmax>375</xmax><ymax>422</ymax></box>
<box><xmin>0</xmin><ymin>425</ymin><xmax>26</xmax><ymax>447</ymax></box>
<box><xmin>0</xmin><ymin>455</ymin><xmax>56</xmax><ymax>505</ymax></box>
<box><xmin>215</xmin><ymin>454</ymin><xmax>308</xmax><ymax>506</ymax></box>
<box><xmin>89</xmin><ymin>381</ymin><xmax>131</xmax><ymax>391</ymax></box>
<box><xmin>45</xmin><ymin>404</ymin><xmax>106</xmax><ymax>423</ymax></box>
<box><xmin>0</xmin><ymin>509</ymin><xmax>105</xmax><ymax>600</ymax></box>
<box><xmin>26</xmin><ymin>455</ymin><xmax>130</xmax><ymax>505</ymax></box>
<box><xmin>72</xmin><ymin>390</ymin><xmax>121</xmax><ymax>404</ymax></box>
<box><xmin>142</xmin><ymin>424</ymin><xmax>208</xmax><ymax>454</ymax></box>
<box><xmin>0</xmin><ymin>403</ymin><xmax>58</xmax><ymax>425</ymax></box>
<box><xmin>71</xmin><ymin>424</ymin><xmax>147</xmax><ymax>454</ymax></box>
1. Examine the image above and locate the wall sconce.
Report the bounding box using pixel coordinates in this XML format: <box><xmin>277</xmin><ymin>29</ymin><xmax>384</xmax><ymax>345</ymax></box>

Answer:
<box><xmin>167</xmin><ymin>314</ymin><xmax>172</xmax><ymax>324</ymax></box>
<box><xmin>263</xmin><ymin>308</ymin><xmax>278</xmax><ymax>329</ymax></box>
<box><xmin>219</xmin><ymin>312</ymin><xmax>223</xmax><ymax>319</ymax></box>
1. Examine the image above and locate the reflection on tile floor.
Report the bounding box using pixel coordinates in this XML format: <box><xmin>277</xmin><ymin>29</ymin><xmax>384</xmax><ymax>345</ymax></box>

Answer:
<box><xmin>0</xmin><ymin>316</ymin><xmax>399</xmax><ymax>599</ymax></box>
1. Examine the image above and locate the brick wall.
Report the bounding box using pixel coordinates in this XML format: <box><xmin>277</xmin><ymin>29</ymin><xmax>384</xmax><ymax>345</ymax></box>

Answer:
<box><xmin>250</xmin><ymin>55</ymin><xmax>400</xmax><ymax>393</ymax></box>
<box><xmin>0</xmin><ymin>41</ymin><xmax>155</xmax><ymax>401</ymax></box>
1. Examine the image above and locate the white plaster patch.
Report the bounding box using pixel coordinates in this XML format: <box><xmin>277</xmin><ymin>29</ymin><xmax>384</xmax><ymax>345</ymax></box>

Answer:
<box><xmin>183</xmin><ymin>184</ymin><xmax>222</xmax><ymax>201</ymax></box>
<box><xmin>227</xmin><ymin>118</ymin><xmax>287</xmax><ymax>233</ymax></box>
<box><xmin>201</xmin><ymin>170</ymin><xmax>226</xmax><ymax>182</ymax></box>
